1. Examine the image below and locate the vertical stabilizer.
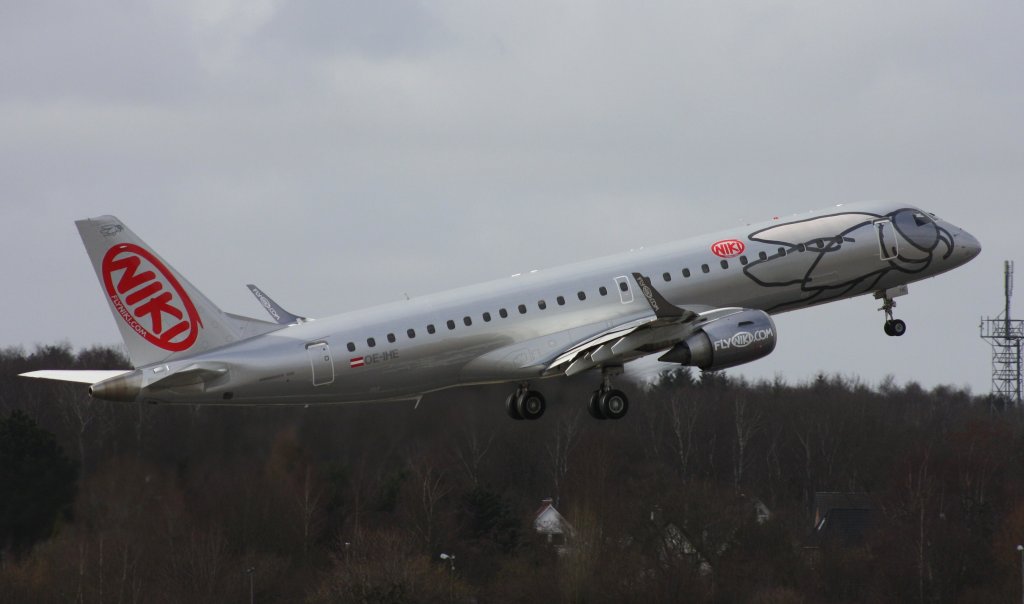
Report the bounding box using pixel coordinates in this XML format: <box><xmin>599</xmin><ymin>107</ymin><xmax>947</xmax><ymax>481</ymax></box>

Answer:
<box><xmin>76</xmin><ymin>216</ymin><xmax>267</xmax><ymax>367</ymax></box>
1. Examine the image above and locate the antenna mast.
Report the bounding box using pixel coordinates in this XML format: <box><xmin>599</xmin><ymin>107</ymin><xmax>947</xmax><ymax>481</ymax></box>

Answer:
<box><xmin>980</xmin><ymin>261</ymin><xmax>1023</xmax><ymax>404</ymax></box>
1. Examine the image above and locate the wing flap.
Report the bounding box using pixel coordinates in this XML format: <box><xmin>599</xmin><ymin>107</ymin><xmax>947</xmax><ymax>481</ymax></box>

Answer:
<box><xmin>544</xmin><ymin>306</ymin><xmax>750</xmax><ymax>376</ymax></box>
<box><xmin>546</xmin><ymin>316</ymin><xmax>657</xmax><ymax>369</ymax></box>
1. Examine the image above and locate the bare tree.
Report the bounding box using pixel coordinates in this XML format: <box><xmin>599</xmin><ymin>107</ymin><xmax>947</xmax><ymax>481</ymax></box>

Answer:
<box><xmin>453</xmin><ymin>425</ymin><xmax>494</xmax><ymax>488</ymax></box>
<box><xmin>732</xmin><ymin>397</ymin><xmax>762</xmax><ymax>491</ymax></box>
<box><xmin>546</xmin><ymin>411</ymin><xmax>582</xmax><ymax>508</ymax></box>
<box><xmin>666</xmin><ymin>392</ymin><xmax>700</xmax><ymax>484</ymax></box>
<box><xmin>763</xmin><ymin>423</ymin><xmax>785</xmax><ymax>503</ymax></box>
<box><xmin>406</xmin><ymin>457</ymin><xmax>452</xmax><ymax>551</ymax></box>
<box><xmin>56</xmin><ymin>384</ymin><xmax>104</xmax><ymax>469</ymax></box>
<box><xmin>298</xmin><ymin>465</ymin><xmax>324</xmax><ymax>559</ymax></box>
<box><xmin>901</xmin><ymin>449</ymin><xmax>936</xmax><ymax>604</ymax></box>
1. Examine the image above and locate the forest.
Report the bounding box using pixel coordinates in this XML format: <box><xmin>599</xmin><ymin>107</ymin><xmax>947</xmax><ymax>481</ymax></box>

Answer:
<box><xmin>2</xmin><ymin>343</ymin><xmax>1023</xmax><ymax>604</ymax></box>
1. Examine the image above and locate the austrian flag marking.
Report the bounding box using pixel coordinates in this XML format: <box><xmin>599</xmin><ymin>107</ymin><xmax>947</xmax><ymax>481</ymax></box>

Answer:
<box><xmin>710</xmin><ymin>239</ymin><xmax>746</xmax><ymax>258</ymax></box>
<box><xmin>101</xmin><ymin>243</ymin><xmax>202</xmax><ymax>352</ymax></box>
<box><xmin>349</xmin><ymin>357</ymin><xmax>365</xmax><ymax>368</ymax></box>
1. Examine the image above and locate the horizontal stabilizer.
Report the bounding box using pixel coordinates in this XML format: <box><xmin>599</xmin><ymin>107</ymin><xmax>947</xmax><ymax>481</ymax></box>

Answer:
<box><xmin>20</xmin><ymin>370</ymin><xmax>132</xmax><ymax>385</ymax></box>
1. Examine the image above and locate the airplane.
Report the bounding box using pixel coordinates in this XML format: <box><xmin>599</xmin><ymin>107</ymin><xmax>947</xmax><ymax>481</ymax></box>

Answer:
<box><xmin>21</xmin><ymin>202</ymin><xmax>981</xmax><ymax>420</ymax></box>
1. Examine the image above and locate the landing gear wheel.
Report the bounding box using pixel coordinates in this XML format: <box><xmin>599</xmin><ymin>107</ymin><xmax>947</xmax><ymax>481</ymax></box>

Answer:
<box><xmin>517</xmin><ymin>390</ymin><xmax>546</xmax><ymax>420</ymax></box>
<box><xmin>877</xmin><ymin>290</ymin><xmax>907</xmax><ymax>338</ymax></box>
<box><xmin>505</xmin><ymin>392</ymin><xmax>524</xmax><ymax>420</ymax></box>
<box><xmin>598</xmin><ymin>389</ymin><xmax>629</xmax><ymax>420</ymax></box>
<box><xmin>588</xmin><ymin>391</ymin><xmax>606</xmax><ymax>420</ymax></box>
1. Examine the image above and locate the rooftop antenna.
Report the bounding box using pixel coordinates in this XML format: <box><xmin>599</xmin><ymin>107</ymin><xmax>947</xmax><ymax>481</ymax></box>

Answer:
<box><xmin>980</xmin><ymin>261</ymin><xmax>1023</xmax><ymax>405</ymax></box>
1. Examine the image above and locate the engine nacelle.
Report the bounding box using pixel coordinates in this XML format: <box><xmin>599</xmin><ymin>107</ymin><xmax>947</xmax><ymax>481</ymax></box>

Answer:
<box><xmin>659</xmin><ymin>309</ymin><xmax>777</xmax><ymax>371</ymax></box>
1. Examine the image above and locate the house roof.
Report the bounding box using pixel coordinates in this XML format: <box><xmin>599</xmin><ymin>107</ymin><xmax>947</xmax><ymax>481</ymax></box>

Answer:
<box><xmin>533</xmin><ymin>500</ymin><xmax>574</xmax><ymax>536</ymax></box>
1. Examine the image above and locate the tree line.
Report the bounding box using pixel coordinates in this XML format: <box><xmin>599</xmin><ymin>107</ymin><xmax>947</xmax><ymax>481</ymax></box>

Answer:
<box><xmin>1</xmin><ymin>343</ymin><xmax>1023</xmax><ymax>603</ymax></box>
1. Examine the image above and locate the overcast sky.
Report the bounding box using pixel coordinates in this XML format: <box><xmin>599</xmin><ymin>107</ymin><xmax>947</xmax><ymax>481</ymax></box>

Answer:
<box><xmin>2</xmin><ymin>1</ymin><xmax>1021</xmax><ymax>395</ymax></box>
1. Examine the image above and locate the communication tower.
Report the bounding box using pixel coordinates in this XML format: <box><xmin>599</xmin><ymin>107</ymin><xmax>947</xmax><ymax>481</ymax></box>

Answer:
<box><xmin>980</xmin><ymin>261</ymin><xmax>1024</xmax><ymax>403</ymax></box>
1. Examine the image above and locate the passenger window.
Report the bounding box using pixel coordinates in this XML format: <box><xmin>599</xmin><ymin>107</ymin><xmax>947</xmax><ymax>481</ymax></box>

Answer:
<box><xmin>483</xmin><ymin>312</ymin><xmax>491</xmax><ymax>322</ymax></box>
<box><xmin>720</xmin><ymin>260</ymin><xmax>729</xmax><ymax>270</ymax></box>
<box><xmin>663</xmin><ymin>272</ymin><xmax>671</xmax><ymax>282</ymax></box>
<box><xmin>427</xmin><ymin>324</ymin><xmax>436</xmax><ymax>334</ymax></box>
<box><xmin>758</xmin><ymin>251</ymin><xmax>767</xmax><ymax>261</ymax></box>
<box><xmin>701</xmin><ymin>264</ymin><xmax>710</xmax><ymax>274</ymax></box>
<box><xmin>407</xmin><ymin>329</ymin><xmax>415</xmax><ymax>339</ymax></box>
<box><xmin>367</xmin><ymin>337</ymin><xmax>376</xmax><ymax>348</ymax></box>
<box><xmin>683</xmin><ymin>268</ymin><xmax>691</xmax><ymax>278</ymax></box>
<box><xmin>740</xmin><ymin>255</ymin><xmax>748</xmax><ymax>266</ymax></box>
<box><xmin>347</xmin><ymin>342</ymin><xmax>355</xmax><ymax>352</ymax></box>
<box><xmin>538</xmin><ymin>300</ymin><xmax>547</xmax><ymax>310</ymax></box>
<box><xmin>447</xmin><ymin>320</ymin><xmax>456</xmax><ymax>330</ymax></box>
<box><xmin>518</xmin><ymin>304</ymin><xmax>527</xmax><ymax>314</ymax></box>
<box><xmin>463</xmin><ymin>316</ymin><xmax>472</xmax><ymax>326</ymax></box>
<box><xmin>557</xmin><ymin>296</ymin><xmax>565</xmax><ymax>305</ymax></box>
<box><xmin>618</xmin><ymin>281</ymin><xmax>628</xmax><ymax>292</ymax></box>
<box><xmin>599</xmin><ymin>287</ymin><xmax>607</xmax><ymax>296</ymax></box>
<box><xmin>578</xmin><ymin>291</ymin><xmax>587</xmax><ymax>301</ymax></box>
<box><xmin>499</xmin><ymin>308</ymin><xmax>508</xmax><ymax>318</ymax></box>
<box><xmin>387</xmin><ymin>333</ymin><xmax>396</xmax><ymax>343</ymax></box>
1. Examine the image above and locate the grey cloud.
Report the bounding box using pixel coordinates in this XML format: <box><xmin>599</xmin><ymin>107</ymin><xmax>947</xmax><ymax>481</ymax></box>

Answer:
<box><xmin>1</xmin><ymin>1</ymin><xmax>1021</xmax><ymax>393</ymax></box>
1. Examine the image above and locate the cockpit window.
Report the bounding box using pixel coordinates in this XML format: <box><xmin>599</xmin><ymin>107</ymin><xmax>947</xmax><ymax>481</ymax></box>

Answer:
<box><xmin>913</xmin><ymin>212</ymin><xmax>933</xmax><ymax>227</ymax></box>
<box><xmin>893</xmin><ymin>210</ymin><xmax>940</xmax><ymax>251</ymax></box>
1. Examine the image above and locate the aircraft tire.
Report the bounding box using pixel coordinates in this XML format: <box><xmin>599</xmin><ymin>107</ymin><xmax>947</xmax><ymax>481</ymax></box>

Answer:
<box><xmin>599</xmin><ymin>389</ymin><xmax>629</xmax><ymax>420</ymax></box>
<box><xmin>517</xmin><ymin>390</ymin><xmax>546</xmax><ymax>420</ymax></box>
<box><xmin>588</xmin><ymin>391</ymin><xmax>606</xmax><ymax>420</ymax></box>
<box><xmin>883</xmin><ymin>321</ymin><xmax>894</xmax><ymax>336</ymax></box>
<box><xmin>506</xmin><ymin>392</ymin><xmax>524</xmax><ymax>420</ymax></box>
<box><xmin>890</xmin><ymin>319</ymin><xmax>907</xmax><ymax>337</ymax></box>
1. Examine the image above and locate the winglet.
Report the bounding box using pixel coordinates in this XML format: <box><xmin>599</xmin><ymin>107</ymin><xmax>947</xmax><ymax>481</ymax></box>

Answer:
<box><xmin>631</xmin><ymin>273</ymin><xmax>696</xmax><ymax>321</ymax></box>
<box><xmin>247</xmin><ymin>284</ymin><xmax>308</xmax><ymax>325</ymax></box>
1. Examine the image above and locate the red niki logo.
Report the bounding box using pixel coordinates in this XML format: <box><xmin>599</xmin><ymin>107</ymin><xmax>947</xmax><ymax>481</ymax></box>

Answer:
<box><xmin>101</xmin><ymin>243</ymin><xmax>202</xmax><ymax>351</ymax></box>
<box><xmin>710</xmin><ymin>239</ymin><xmax>746</xmax><ymax>258</ymax></box>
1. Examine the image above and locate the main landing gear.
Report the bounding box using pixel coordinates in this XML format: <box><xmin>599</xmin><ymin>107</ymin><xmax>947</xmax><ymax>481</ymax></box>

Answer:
<box><xmin>506</xmin><ymin>384</ymin><xmax>546</xmax><ymax>420</ymax></box>
<box><xmin>876</xmin><ymin>288</ymin><xmax>907</xmax><ymax>337</ymax></box>
<box><xmin>587</xmin><ymin>366</ymin><xmax>629</xmax><ymax>420</ymax></box>
<box><xmin>504</xmin><ymin>368</ymin><xmax>632</xmax><ymax>421</ymax></box>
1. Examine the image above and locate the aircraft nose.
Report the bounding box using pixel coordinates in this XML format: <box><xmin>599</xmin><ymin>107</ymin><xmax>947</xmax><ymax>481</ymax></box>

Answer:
<box><xmin>954</xmin><ymin>228</ymin><xmax>982</xmax><ymax>262</ymax></box>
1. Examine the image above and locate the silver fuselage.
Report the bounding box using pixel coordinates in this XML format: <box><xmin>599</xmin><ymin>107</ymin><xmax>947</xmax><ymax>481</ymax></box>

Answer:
<box><xmin>125</xmin><ymin>202</ymin><xmax>981</xmax><ymax>405</ymax></box>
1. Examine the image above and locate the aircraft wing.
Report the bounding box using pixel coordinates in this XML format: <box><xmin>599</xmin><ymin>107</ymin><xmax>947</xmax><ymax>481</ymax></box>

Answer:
<box><xmin>540</xmin><ymin>273</ymin><xmax>745</xmax><ymax>376</ymax></box>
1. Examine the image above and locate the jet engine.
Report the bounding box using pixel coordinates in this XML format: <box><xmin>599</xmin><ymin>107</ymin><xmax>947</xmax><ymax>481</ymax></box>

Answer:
<box><xmin>659</xmin><ymin>309</ymin><xmax>776</xmax><ymax>371</ymax></box>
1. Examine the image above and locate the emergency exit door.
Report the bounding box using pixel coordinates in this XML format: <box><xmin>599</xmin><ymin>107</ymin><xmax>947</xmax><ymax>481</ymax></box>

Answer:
<box><xmin>306</xmin><ymin>342</ymin><xmax>334</xmax><ymax>386</ymax></box>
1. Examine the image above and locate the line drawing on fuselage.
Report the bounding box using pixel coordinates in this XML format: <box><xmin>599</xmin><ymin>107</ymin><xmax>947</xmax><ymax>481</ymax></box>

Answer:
<box><xmin>742</xmin><ymin>208</ymin><xmax>955</xmax><ymax>312</ymax></box>
<box><xmin>20</xmin><ymin>201</ymin><xmax>981</xmax><ymax>422</ymax></box>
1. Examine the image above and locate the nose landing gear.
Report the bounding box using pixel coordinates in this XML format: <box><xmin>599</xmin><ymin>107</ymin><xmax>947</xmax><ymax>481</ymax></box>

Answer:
<box><xmin>883</xmin><ymin>317</ymin><xmax>907</xmax><ymax>337</ymax></box>
<box><xmin>875</xmin><ymin>287</ymin><xmax>908</xmax><ymax>337</ymax></box>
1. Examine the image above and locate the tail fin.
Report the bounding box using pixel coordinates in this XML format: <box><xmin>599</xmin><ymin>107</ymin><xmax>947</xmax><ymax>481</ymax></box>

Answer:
<box><xmin>76</xmin><ymin>216</ymin><xmax>278</xmax><ymax>368</ymax></box>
